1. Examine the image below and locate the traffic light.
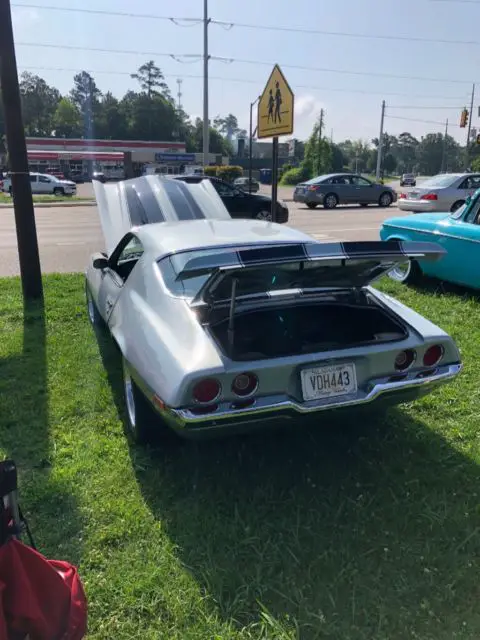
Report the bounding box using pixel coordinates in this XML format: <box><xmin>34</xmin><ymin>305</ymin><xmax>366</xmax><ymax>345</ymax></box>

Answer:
<box><xmin>460</xmin><ymin>108</ymin><xmax>469</xmax><ymax>128</ymax></box>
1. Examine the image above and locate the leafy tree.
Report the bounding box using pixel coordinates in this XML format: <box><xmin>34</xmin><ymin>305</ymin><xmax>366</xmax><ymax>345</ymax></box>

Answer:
<box><xmin>416</xmin><ymin>133</ymin><xmax>461</xmax><ymax>174</ymax></box>
<box><xmin>188</xmin><ymin>117</ymin><xmax>233</xmax><ymax>156</ymax></box>
<box><xmin>53</xmin><ymin>98</ymin><xmax>82</xmax><ymax>137</ymax></box>
<box><xmin>95</xmin><ymin>92</ymin><xmax>128</xmax><ymax>139</ymax></box>
<box><xmin>19</xmin><ymin>72</ymin><xmax>60</xmax><ymax>136</ymax></box>
<box><xmin>396</xmin><ymin>132</ymin><xmax>419</xmax><ymax>173</ymax></box>
<box><xmin>213</xmin><ymin>114</ymin><xmax>240</xmax><ymax>138</ymax></box>
<box><xmin>70</xmin><ymin>71</ymin><xmax>102</xmax><ymax>137</ymax></box>
<box><xmin>131</xmin><ymin>61</ymin><xmax>172</xmax><ymax>101</ymax></box>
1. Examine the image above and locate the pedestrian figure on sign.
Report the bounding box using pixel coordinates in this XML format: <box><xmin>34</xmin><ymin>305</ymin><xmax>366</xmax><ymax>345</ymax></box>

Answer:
<box><xmin>267</xmin><ymin>89</ymin><xmax>274</xmax><ymax>123</ymax></box>
<box><xmin>274</xmin><ymin>82</ymin><xmax>282</xmax><ymax>123</ymax></box>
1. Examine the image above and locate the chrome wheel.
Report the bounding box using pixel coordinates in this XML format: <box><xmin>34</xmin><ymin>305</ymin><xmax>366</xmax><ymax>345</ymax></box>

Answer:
<box><xmin>324</xmin><ymin>194</ymin><xmax>338</xmax><ymax>209</ymax></box>
<box><xmin>256</xmin><ymin>210</ymin><xmax>273</xmax><ymax>221</ymax></box>
<box><xmin>123</xmin><ymin>362</ymin><xmax>137</xmax><ymax>434</ymax></box>
<box><xmin>379</xmin><ymin>192</ymin><xmax>392</xmax><ymax>207</ymax></box>
<box><xmin>389</xmin><ymin>260</ymin><xmax>411</xmax><ymax>282</ymax></box>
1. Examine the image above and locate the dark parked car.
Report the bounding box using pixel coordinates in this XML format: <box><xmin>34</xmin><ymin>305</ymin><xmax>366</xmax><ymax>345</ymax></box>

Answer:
<box><xmin>400</xmin><ymin>173</ymin><xmax>416</xmax><ymax>187</ymax></box>
<box><xmin>293</xmin><ymin>173</ymin><xmax>397</xmax><ymax>210</ymax></box>
<box><xmin>174</xmin><ymin>175</ymin><xmax>288</xmax><ymax>222</ymax></box>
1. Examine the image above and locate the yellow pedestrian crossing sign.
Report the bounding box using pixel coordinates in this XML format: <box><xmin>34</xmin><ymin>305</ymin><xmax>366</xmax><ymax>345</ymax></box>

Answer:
<box><xmin>257</xmin><ymin>64</ymin><xmax>294</xmax><ymax>139</ymax></box>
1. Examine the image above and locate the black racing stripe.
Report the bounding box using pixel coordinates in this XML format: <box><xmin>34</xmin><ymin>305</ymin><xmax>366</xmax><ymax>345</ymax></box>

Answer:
<box><xmin>133</xmin><ymin>177</ymin><xmax>165</xmax><ymax>223</ymax></box>
<box><xmin>237</xmin><ymin>243</ymin><xmax>307</xmax><ymax>265</ymax></box>
<box><xmin>124</xmin><ymin>183</ymin><xmax>149</xmax><ymax>226</ymax></box>
<box><xmin>341</xmin><ymin>240</ymin><xmax>403</xmax><ymax>256</ymax></box>
<box><xmin>161</xmin><ymin>179</ymin><xmax>205</xmax><ymax>220</ymax></box>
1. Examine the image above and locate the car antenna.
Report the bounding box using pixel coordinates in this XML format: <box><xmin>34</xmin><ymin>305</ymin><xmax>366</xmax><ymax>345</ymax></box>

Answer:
<box><xmin>227</xmin><ymin>277</ymin><xmax>238</xmax><ymax>358</ymax></box>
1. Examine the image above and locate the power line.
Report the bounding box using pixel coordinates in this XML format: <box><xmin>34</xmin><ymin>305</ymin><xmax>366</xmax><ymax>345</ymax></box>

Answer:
<box><xmin>11</xmin><ymin>3</ymin><xmax>202</xmax><ymax>24</ymax></box>
<box><xmin>387</xmin><ymin>105</ymin><xmax>466</xmax><ymax>109</ymax></box>
<box><xmin>14</xmin><ymin>41</ymin><xmax>477</xmax><ymax>85</ymax></box>
<box><xmin>211</xmin><ymin>19</ymin><xmax>480</xmax><ymax>47</ymax></box>
<box><xmin>386</xmin><ymin>114</ymin><xmax>461</xmax><ymax>127</ymax></box>
<box><xmin>17</xmin><ymin>64</ymin><xmax>470</xmax><ymax>101</ymax></box>
<box><xmin>11</xmin><ymin>3</ymin><xmax>480</xmax><ymax>47</ymax></box>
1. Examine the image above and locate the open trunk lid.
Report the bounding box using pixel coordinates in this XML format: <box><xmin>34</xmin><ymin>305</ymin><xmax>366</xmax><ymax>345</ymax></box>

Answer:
<box><xmin>174</xmin><ymin>240</ymin><xmax>446</xmax><ymax>305</ymax></box>
<box><xmin>94</xmin><ymin>175</ymin><xmax>231</xmax><ymax>255</ymax></box>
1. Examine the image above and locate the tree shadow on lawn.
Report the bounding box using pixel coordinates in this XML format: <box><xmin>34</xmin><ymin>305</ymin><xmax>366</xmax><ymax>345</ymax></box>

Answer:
<box><xmin>97</xmin><ymin>333</ymin><xmax>480</xmax><ymax>639</ymax></box>
<box><xmin>0</xmin><ymin>295</ymin><xmax>83</xmax><ymax>563</ymax></box>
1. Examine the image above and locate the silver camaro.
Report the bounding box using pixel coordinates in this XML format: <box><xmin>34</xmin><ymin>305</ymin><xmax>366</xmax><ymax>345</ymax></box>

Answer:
<box><xmin>85</xmin><ymin>175</ymin><xmax>461</xmax><ymax>443</ymax></box>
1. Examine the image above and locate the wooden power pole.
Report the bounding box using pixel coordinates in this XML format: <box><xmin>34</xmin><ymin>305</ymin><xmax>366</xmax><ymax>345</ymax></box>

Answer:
<box><xmin>0</xmin><ymin>0</ymin><xmax>43</xmax><ymax>301</ymax></box>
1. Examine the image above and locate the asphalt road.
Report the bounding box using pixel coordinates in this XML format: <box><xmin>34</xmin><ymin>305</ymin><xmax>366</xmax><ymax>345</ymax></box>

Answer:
<box><xmin>0</xmin><ymin>199</ymin><xmax>408</xmax><ymax>277</ymax></box>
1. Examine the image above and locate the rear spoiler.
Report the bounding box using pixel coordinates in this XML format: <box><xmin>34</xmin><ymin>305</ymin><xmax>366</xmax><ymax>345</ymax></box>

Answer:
<box><xmin>176</xmin><ymin>240</ymin><xmax>446</xmax><ymax>281</ymax></box>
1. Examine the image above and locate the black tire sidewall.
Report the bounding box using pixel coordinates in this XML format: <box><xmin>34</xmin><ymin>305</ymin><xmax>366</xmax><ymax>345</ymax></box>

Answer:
<box><xmin>53</xmin><ymin>187</ymin><xmax>64</xmax><ymax>196</ymax></box>
<box><xmin>379</xmin><ymin>192</ymin><xmax>392</xmax><ymax>207</ymax></box>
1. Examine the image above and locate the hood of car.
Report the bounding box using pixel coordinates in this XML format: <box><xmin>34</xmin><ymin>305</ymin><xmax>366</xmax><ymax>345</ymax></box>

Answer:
<box><xmin>93</xmin><ymin>175</ymin><xmax>231</xmax><ymax>255</ymax></box>
<box><xmin>58</xmin><ymin>180</ymin><xmax>76</xmax><ymax>186</ymax></box>
<box><xmin>175</xmin><ymin>240</ymin><xmax>446</xmax><ymax>305</ymax></box>
<box><xmin>383</xmin><ymin>213</ymin><xmax>450</xmax><ymax>230</ymax></box>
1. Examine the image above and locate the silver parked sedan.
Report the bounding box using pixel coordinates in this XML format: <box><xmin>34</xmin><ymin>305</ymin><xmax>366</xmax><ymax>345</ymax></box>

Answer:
<box><xmin>293</xmin><ymin>173</ymin><xmax>397</xmax><ymax>210</ymax></box>
<box><xmin>85</xmin><ymin>175</ymin><xmax>461</xmax><ymax>444</ymax></box>
<box><xmin>398</xmin><ymin>173</ymin><xmax>480</xmax><ymax>213</ymax></box>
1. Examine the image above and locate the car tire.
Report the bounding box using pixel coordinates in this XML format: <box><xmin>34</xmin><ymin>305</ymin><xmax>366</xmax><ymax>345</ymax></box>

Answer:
<box><xmin>323</xmin><ymin>193</ymin><xmax>338</xmax><ymax>209</ymax></box>
<box><xmin>450</xmin><ymin>200</ymin><xmax>464</xmax><ymax>213</ymax></box>
<box><xmin>85</xmin><ymin>282</ymin><xmax>104</xmax><ymax>328</ymax></box>
<box><xmin>255</xmin><ymin>210</ymin><xmax>273</xmax><ymax>221</ymax></box>
<box><xmin>122</xmin><ymin>358</ymin><xmax>173</xmax><ymax>446</ymax></box>
<box><xmin>359</xmin><ymin>203</ymin><xmax>369</xmax><ymax>207</ymax></box>
<box><xmin>400</xmin><ymin>182</ymin><xmax>404</xmax><ymax>187</ymax></box>
<box><xmin>379</xmin><ymin>192</ymin><xmax>393</xmax><ymax>207</ymax></box>
<box><xmin>306</xmin><ymin>202</ymin><xmax>318</xmax><ymax>209</ymax></box>
<box><xmin>386</xmin><ymin>240</ymin><xmax>422</xmax><ymax>284</ymax></box>
<box><xmin>53</xmin><ymin>187</ymin><xmax>64</xmax><ymax>196</ymax></box>
<box><xmin>8</xmin><ymin>187</ymin><xmax>12</xmax><ymax>196</ymax></box>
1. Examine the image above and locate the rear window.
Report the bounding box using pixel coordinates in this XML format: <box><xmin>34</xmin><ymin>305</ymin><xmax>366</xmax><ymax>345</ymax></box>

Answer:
<box><xmin>420</xmin><ymin>174</ymin><xmax>458</xmax><ymax>188</ymax></box>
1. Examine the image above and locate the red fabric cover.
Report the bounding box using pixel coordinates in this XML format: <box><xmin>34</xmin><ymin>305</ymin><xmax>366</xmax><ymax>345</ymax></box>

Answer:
<box><xmin>0</xmin><ymin>539</ymin><xmax>87</xmax><ymax>640</ymax></box>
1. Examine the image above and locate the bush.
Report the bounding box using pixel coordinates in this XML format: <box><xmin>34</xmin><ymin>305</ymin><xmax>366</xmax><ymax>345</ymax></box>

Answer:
<box><xmin>203</xmin><ymin>165</ymin><xmax>243</xmax><ymax>182</ymax></box>
<box><xmin>280</xmin><ymin>167</ymin><xmax>308</xmax><ymax>185</ymax></box>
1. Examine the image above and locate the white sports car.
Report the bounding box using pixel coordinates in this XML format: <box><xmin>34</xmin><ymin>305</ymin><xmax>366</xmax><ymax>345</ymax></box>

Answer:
<box><xmin>85</xmin><ymin>175</ymin><xmax>462</xmax><ymax>443</ymax></box>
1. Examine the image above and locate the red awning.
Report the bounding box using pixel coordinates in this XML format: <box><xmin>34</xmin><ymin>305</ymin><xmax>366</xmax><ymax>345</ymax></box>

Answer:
<box><xmin>27</xmin><ymin>150</ymin><xmax>124</xmax><ymax>161</ymax></box>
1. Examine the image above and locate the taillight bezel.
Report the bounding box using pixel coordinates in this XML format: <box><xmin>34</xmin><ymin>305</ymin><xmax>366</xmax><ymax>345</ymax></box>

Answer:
<box><xmin>423</xmin><ymin>344</ymin><xmax>444</xmax><ymax>368</ymax></box>
<box><xmin>192</xmin><ymin>378</ymin><xmax>222</xmax><ymax>405</ymax></box>
<box><xmin>231</xmin><ymin>372</ymin><xmax>259</xmax><ymax>398</ymax></box>
<box><xmin>394</xmin><ymin>349</ymin><xmax>417</xmax><ymax>371</ymax></box>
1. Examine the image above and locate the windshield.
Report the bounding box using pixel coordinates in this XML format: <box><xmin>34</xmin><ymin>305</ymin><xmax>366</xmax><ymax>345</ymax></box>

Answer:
<box><xmin>420</xmin><ymin>174</ymin><xmax>458</xmax><ymax>188</ymax></box>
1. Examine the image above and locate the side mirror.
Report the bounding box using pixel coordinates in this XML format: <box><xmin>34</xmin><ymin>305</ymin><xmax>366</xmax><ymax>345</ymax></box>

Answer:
<box><xmin>93</xmin><ymin>257</ymin><xmax>108</xmax><ymax>270</ymax></box>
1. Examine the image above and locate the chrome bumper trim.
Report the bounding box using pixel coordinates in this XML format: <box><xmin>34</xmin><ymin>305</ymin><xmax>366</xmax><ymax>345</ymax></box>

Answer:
<box><xmin>168</xmin><ymin>363</ymin><xmax>461</xmax><ymax>427</ymax></box>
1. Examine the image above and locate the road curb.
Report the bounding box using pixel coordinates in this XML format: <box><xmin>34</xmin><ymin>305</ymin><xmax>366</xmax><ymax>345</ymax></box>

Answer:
<box><xmin>0</xmin><ymin>200</ymin><xmax>96</xmax><ymax>209</ymax></box>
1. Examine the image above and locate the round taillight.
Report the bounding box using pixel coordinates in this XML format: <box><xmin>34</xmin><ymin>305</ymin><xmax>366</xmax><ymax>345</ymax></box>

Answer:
<box><xmin>395</xmin><ymin>349</ymin><xmax>416</xmax><ymax>370</ymax></box>
<box><xmin>423</xmin><ymin>344</ymin><xmax>443</xmax><ymax>367</ymax></box>
<box><xmin>231</xmin><ymin>372</ymin><xmax>258</xmax><ymax>397</ymax></box>
<box><xmin>192</xmin><ymin>378</ymin><xmax>221</xmax><ymax>404</ymax></box>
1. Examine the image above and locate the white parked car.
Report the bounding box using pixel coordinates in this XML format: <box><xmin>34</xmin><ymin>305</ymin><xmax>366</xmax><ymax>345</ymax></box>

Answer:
<box><xmin>1</xmin><ymin>172</ymin><xmax>77</xmax><ymax>196</ymax></box>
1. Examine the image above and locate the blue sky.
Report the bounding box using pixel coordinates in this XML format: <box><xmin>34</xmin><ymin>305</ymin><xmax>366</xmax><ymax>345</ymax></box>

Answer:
<box><xmin>10</xmin><ymin>0</ymin><xmax>480</xmax><ymax>144</ymax></box>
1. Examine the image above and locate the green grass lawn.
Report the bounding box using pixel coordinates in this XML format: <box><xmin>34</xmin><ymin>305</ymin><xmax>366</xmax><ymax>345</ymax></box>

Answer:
<box><xmin>0</xmin><ymin>274</ymin><xmax>479</xmax><ymax>639</ymax></box>
<box><xmin>0</xmin><ymin>194</ymin><xmax>92</xmax><ymax>204</ymax></box>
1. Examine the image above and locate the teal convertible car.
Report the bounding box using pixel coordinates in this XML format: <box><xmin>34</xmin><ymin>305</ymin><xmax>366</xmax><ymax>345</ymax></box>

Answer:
<box><xmin>380</xmin><ymin>188</ymin><xmax>480</xmax><ymax>289</ymax></box>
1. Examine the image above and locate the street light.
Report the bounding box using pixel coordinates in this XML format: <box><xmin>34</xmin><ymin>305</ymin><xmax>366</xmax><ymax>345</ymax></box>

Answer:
<box><xmin>248</xmin><ymin>96</ymin><xmax>260</xmax><ymax>194</ymax></box>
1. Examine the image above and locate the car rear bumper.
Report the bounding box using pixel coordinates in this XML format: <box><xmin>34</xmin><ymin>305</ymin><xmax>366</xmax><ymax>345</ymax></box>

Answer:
<box><xmin>398</xmin><ymin>199</ymin><xmax>440</xmax><ymax>212</ymax></box>
<box><xmin>162</xmin><ymin>363</ymin><xmax>461</xmax><ymax>438</ymax></box>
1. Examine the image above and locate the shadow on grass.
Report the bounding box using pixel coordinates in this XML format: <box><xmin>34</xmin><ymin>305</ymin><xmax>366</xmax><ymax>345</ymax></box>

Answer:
<box><xmin>409</xmin><ymin>274</ymin><xmax>480</xmax><ymax>302</ymax></box>
<box><xmin>0</xmin><ymin>295</ymin><xmax>82</xmax><ymax>562</ymax></box>
<box><xmin>97</xmin><ymin>332</ymin><xmax>480</xmax><ymax>639</ymax></box>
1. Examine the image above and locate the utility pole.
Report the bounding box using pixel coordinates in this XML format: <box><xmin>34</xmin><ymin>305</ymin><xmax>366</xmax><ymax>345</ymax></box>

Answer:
<box><xmin>0</xmin><ymin>0</ymin><xmax>43</xmax><ymax>301</ymax></box>
<box><xmin>441</xmin><ymin>119</ymin><xmax>448</xmax><ymax>173</ymax></box>
<box><xmin>316</xmin><ymin>109</ymin><xmax>324</xmax><ymax>175</ymax></box>
<box><xmin>176</xmin><ymin>78</ymin><xmax>183</xmax><ymax>111</ymax></box>
<box><xmin>203</xmin><ymin>0</ymin><xmax>210</xmax><ymax>168</ymax></box>
<box><xmin>375</xmin><ymin>100</ymin><xmax>386</xmax><ymax>181</ymax></box>
<box><xmin>465</xmin><ymin>83</ymin><xmax>475</xmax><ymax>170</ymax></box>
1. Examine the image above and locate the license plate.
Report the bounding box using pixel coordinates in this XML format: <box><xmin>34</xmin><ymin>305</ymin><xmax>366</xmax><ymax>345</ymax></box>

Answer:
<box><xmin>301</xmin><ymin>363</ymin><xmax>357</xmax><ymax>401</ymax></box>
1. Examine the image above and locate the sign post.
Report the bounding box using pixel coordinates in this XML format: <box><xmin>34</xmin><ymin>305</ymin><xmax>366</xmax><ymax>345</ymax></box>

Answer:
<box><xmin>257</xmin><ymin>65</ymin><xmax>294</xmax><ymax>222</ymax></box>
